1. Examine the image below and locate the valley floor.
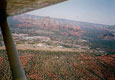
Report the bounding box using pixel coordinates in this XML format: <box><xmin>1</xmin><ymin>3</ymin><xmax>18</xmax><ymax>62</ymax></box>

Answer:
<box><xmin>0</xmin><ymin>49</ymin><xmax>115</xmax><ymax>80</ymax></box>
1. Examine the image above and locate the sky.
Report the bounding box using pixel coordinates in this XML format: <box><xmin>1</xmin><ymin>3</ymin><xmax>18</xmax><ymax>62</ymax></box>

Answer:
<box><xmin>26</xmin><ymin>0</ymin><xmax>115</xmax><ymax>25</ymax></box>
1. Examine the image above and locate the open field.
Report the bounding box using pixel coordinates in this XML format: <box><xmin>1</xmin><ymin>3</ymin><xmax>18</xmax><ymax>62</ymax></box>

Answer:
<box><xmin>0</xmin><ymin>46</ymin><xmax>85</xmax><ymax>52</ymax></box>
<box><xmin>0</xmin><ymin>49</ymin><xmax>115</xmax><ymax>80</ymax></box>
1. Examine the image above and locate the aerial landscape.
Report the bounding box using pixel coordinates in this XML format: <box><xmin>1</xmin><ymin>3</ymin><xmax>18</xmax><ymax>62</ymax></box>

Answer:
<box><xmin>0</xmin><ymin>14</ymin><xmax>114</xmax><ymax>80</ymax></box>
<box><xmin>0</xmin><ymin>0</ymin><xmax>115</xmax><ymax>80</ymax></box>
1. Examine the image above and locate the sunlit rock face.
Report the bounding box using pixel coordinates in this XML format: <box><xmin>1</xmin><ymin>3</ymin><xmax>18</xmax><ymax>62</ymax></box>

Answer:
<box><xmin>6</xmin><ymin>0</ymin><xmax>66</xmax><ymax>16</ymax></box>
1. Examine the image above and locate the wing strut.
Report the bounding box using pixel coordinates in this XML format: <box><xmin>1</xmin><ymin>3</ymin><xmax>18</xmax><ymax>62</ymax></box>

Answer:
<box><xmin>0</xmin><ymin>0</ymin><xmax>27</xmax><ymax>80</ymax></box>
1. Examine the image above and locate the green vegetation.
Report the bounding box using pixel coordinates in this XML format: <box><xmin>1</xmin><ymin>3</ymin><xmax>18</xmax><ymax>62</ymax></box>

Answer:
<box><xmin>0</xmin><ymin>49</ymin><xmax>114</xmax><ymax>80</ymax></box>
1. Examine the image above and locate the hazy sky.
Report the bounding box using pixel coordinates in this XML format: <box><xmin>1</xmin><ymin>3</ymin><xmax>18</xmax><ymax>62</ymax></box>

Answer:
<box><xmin>26</xmin><ymin>0</ymin><xmax>115</xmax><ymax>25</ymax></box>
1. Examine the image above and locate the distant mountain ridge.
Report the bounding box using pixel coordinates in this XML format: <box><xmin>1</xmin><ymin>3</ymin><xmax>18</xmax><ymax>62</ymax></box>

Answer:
<box><xmin>7</xmin><ymin>14</ymin><xmax>115</xmax><ymax>54</ymax></box>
